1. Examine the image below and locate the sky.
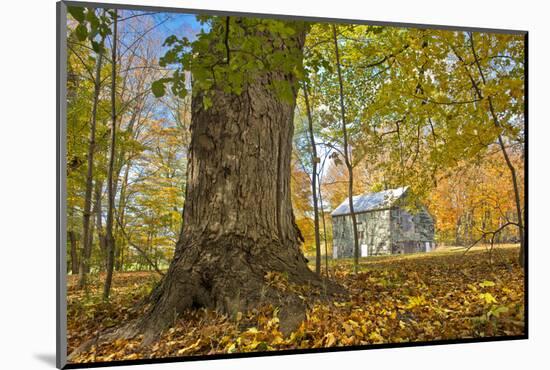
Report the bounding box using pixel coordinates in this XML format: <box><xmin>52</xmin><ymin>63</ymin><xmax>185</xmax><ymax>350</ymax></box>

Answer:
<box><xmin>119</xmin><ymin>9</ymin><xmax>204</xmax><ymax>49</ymax></box>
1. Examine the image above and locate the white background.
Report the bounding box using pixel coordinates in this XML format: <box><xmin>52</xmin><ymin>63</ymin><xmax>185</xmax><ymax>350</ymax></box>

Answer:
<box><xmin>1</xmin><ymin>0</ymin><xmax>547</xmax><ymax>368</ymax></box>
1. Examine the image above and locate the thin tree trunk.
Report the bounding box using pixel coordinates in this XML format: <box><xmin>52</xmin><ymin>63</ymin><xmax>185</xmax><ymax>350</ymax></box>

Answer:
<box><xmin>147</xmin><ymin>229</ymin><xmax>153</xmax><ymax>271</ymax></box>
<box><xmin>317</xmin><ymin>172</ymin><xmax>330</xmax><ymax>277</ymax></box>
<box><xmin>114</xmin><ymin>215</ymin><xmax>165</xmax><ymax>276</ymax></box>
<box><xmin>104</xmin><ymin>10</ymin><xmax>118</xmax><ymax>300</ymax></box>
<box><xmin>68</xmin><ymin>230</ymin><xmax>79</xmax><ymax>275</ymax></box>
<box><xmin>111</xmin><ymin>103</ymin><xmax>142</xmax><ymax>273</ymax></box>
<box><xmin>302</xmin><ymin>83</ymin><xmax>322</xmax><ymax>275</ymax></box>
<box><xmin>468</xmin><ymin>32</ymin><xmax>525</xmax><ymax>267</ymax></box>
<box><xmin>120</xmin><ymin>238</ymin><xmax>125</xmax><ymax>271</ymax></box>
<box><xmin>455</xmin><ymin>215</ymin><xmax>462</xmax><ymax>245</ymax></box>
<box><xmin>332</xmin><ymin>25</ymin><xmax>360</xmax><ymax>273</ymax></box>
<box><xmin>496</xmin><ymin>135</ymin><xmax>524</xmax><ymax>266</ymax></box>
<box><xmin>94</xmin><ymin>179</ymin><xmax>107</xmax><ymax>271</ymax></box>
<box><xmin>78</xmin><ymin>36</ymin><xmax>105</xmax><ymax>288</ymax></box>
<box><xmin>115</xmin><ymin>161</ymin><xmax>131</xmax><ymax>271</ymax></box>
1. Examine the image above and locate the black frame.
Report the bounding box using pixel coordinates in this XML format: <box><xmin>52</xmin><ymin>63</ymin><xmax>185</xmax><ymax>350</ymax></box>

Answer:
<box><xmin>56</xmin><ymin>1</ymin><xmax>529</xmax><ymax>368</ymax></box>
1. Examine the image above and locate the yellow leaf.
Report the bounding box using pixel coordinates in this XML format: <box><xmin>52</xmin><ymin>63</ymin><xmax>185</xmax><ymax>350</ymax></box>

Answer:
<box><xmin>226</xmin><ymin>343</ymin><xmax>237</xmax><ymax>353</ymax></box>
<box><xmin>406</xmin><ymin>295</ymin><xmax>427</xmax><ymax>309</ymax></box>
<box><xmin>325</xmin><ymin>333</ymin><xmax>337</xmax><ymax>347</ymax></box>
<box><xmin>272</xmin><ymin>335</ymin><xmax>284</xmax><ymax>345</ymax></box>
<box><xmin>479</xmin><ymin>293</ymin><xmax>498</xmax><ymax>304</ymax></box>
<box><xmin>177</xmin><ymin>338</ymin><xmax>201</xmax><ymax>355</ymax></box>
<box><xmin>479</xmin><ymin>280</ymin><xmax>496</xmax><ymax>288</ymax></box>
<box><xmin>369</xmin><ymin>331</ymin><xmax>384</xmax><ymax>343</ymax></box>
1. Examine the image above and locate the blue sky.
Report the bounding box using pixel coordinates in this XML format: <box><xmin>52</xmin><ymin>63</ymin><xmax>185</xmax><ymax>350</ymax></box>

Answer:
<box><xmin>149</xmin><ymin>12</ymin><xmax>203</xmax><ymax>43</ymax></box>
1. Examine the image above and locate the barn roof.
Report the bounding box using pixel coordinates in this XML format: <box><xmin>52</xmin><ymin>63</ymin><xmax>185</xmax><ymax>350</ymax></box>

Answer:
<box><xmin>330</xmin><ymin>186</ymin><xmax>409</xmax><ymax>217</ymax></box>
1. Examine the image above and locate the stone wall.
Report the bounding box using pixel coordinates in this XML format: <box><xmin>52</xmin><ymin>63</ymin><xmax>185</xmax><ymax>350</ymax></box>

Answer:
<box><xmin>390</xmin><ymin>207</ymin><xmax>435</xmax><ymax>254</ymax></box>
<box><xmin>332</xmin><ymin>207</ymin><xmax>435</xmax><ymax>258</ymax></box>
<box><xmin>332</xmin><ymin>209</ymin><xmax>391</xmax><ymax>258</ymax></box>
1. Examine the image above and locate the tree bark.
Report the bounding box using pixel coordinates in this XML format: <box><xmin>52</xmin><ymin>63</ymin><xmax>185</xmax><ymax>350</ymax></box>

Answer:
<box><xmin>496</xmin><ymin>134</ymin><xmax>525</xmax><ymax>266</ymax></box>
<box><xmin>103</xmin><ymin>10</ymin><xmax>118</xmax><ymax>300</ymax></box>
<box><xmin>115</xmin><ymin>161</ymin><xmax>131</xmax><ymax>271</ymax></box>
<box><xmin>116</xmin><ymin>24</ymin><xmax>342</xmax><ymax>345</ymax></box>
<box><xmin>68</xmin><ymin>230</ymin><xmax>79</xmax><ymax>275</ymax></box>
<box><xmin>94</xmin><ymin>179</ymin><xmax>107</xmax><ymax>271</ymax></box>
<box><xmin>302</xmin><ymin>83</ymin><xmax>322</xmax><ymax>275</ymax></box>
<box><xmin>317</xmin><ymin>172</ymin><xmax>330</xmax><ymax>277</ymax></box>
<box><xmin>68</xmin><ymin>22</ymin><xmax>346</xmax><ymax>360</ymax></box>
<box><xmin>332</xmin><ymin>25</ymin><xmax>361</xmax><ymax>273</ymax></box>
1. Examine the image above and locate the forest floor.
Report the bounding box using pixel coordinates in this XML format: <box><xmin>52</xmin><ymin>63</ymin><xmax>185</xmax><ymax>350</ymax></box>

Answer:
<box><xmin>67</xmin><ymin>245</ymin><xmax>525</xmax><ymax>363</ymax></box>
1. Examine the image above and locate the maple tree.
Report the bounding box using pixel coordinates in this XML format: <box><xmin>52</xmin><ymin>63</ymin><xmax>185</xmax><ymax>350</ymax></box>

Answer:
<box><xmin>66</xmin><ymin>7</ymin><xmax>185</xmax><ymax>280</ymax></box>
<box><xmin>427</xmin><ymin>148</ymin><xmax>524</xmax><ymax>246</ymax></box>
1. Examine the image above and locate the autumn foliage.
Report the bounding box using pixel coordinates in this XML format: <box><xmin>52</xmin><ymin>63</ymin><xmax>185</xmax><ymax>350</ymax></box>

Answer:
<box><xmin>64</xmin><ymin>5</ymin><xmax>525</xmax><ymax>365</ymax></box>
<box><xmin>68</xmin><ymin>246</ymin><xmax>524</xmax><ymax>362</ymax></box>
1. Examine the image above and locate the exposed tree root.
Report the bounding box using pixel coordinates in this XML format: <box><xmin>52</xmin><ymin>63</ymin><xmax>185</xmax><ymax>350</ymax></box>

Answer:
<box><xmin>68</xmin><ymin>237</ymin><xmax>345</xmax><ymax>361</ymax></box>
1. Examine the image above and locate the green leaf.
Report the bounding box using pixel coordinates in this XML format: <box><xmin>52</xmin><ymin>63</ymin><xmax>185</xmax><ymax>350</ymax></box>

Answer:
<box><xmin>91</xmin><ymin>41</ymin><xmax>103</xmax><ymax>54</ymax></box>
<box><xmin>151</xmin><ymin>80</ymin><xmax>166</xmax><ymax>98</ymax></box>
<box><xmin>107</xmin><ymin>9</ymin><xmax>118</xmax><ymax>20</ymax></box>
<box><xmin>98</xmin><ymin>24</ymin><xmax>111</xmax><ymax>38</ymax></box>
<box><xmin>163</xmin><ymin>35</ymin><xmax>178</xmax><ymax>46</ymax></box>
<box><xmin>202</xmin><ymin>95</ymin><xmax>213</xmax><ymax>110</ymax></box>
<box><xmin>488</xmin><ymin>305</ymin><xmax>509</xmax><ymax>318</ymax></box>
<box><xmin>87</xmin><ymin>11</ymin><xmax>100</xmax><ymax>33</ymax></box>
<box><xmin>75</xmin><ymin>24</ymin><xmax>88</xmax><ymax>42</ymax></box>
<box><xmin>68</xmin><ymin>6</ymin><xmax>86</xmax><ymax>23</ymax></box>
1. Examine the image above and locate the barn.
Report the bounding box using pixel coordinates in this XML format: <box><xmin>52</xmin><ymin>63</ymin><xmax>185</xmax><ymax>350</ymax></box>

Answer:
<box><xmin>331</xmin><ymin>186</ymin><xmax>435</xmax><ymax>258</ymax></box>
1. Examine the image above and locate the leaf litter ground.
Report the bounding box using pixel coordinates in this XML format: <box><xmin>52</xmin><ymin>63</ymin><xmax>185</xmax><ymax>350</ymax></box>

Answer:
<box><xmin>68</xmin><ymin>245</ymin><xmax>524</xmax><ymax>363</ymax></box>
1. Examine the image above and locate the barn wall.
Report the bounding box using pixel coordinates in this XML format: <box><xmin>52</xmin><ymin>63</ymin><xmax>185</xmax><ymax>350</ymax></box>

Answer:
<box><xmin>332</xmin><ymin>209</ymin><xmax>391</xmax><ymax>258</ymax></box>
<box><xmin>390</xmin><ymin>207</ymin><xmax>435</xmax><ymax>254</ymax></box>
<box><xmin>332</xmin><ymin>207</ymin><xmax>435</xmax><ymax>258</ymax></box>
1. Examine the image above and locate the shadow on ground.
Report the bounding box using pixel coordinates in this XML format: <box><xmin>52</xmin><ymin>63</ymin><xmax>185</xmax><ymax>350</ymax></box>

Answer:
<box><xmin>34</xmin><ymin>353</ymin><xmax>56</xmax><ymax>367</ymax></box>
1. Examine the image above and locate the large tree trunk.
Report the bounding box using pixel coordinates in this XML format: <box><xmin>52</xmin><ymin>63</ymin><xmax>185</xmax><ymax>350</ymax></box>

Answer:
<box><xmin>68</xmin><ymin>23</ymin><xmax>342</xmax><ymax>360</ymax></box>
<box><xmin>136</xmin><ymin>85</ymin><xmax>321</xmax><ymax>341</ymax></box>
<box><xmin>128</xmin><ymin>32</ymin><xmax>341</xmax><ymax>345</ymax></box>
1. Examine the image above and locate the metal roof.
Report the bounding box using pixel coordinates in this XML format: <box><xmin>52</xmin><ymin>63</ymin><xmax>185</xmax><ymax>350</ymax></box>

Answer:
<box><xmin>330</xmin><ymin>186</ymin><xmax>409</xmax><ymax>217</ymax></box>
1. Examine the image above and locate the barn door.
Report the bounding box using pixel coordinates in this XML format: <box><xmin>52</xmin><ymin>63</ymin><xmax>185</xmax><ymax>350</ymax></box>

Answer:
<box><xmin>361</xmin><ymin>244</ymin><xmax>369</xmax><ymax>257</ymax></box>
